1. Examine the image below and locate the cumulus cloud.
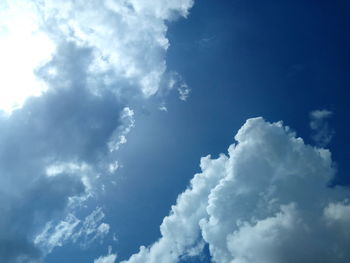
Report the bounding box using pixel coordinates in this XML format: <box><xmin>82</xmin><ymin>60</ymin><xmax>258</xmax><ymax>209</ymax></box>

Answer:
<box><xmin>121</xmin><ymin>117</ymin><xmax>350</xmax><ymax>263</ymax></box>
<box><xmin>0</xmin><ymin>0</ymin><xmax>194</xmax><ymax>113</ymax></box>
<box><xmin>309</xmin><ymin>109</ymin><xmax>334</xmax><ymax>147</ymax></box>
<box><xmin>121</xmin><ymin>154</ymin><xmax>227</xmax><ymax>263</ymax></box>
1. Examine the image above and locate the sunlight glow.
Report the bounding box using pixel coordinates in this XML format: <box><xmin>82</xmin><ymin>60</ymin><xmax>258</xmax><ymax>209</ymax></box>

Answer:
<box><xmin>0</xmin><ymin>1</ymin><xmax>55</xmax><ymax>113</ymax></box>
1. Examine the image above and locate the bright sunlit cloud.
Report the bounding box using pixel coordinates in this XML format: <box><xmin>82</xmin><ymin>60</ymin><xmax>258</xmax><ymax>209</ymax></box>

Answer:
<box><xmin>0</xmin><ymin>0</ymin><xmax>55</xmax><ymax>113</ymax></box>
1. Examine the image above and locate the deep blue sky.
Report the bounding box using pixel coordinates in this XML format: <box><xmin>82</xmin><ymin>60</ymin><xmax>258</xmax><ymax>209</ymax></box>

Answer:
<box><xmin>1</xmin><ymin>1</ymin><xmax>350</xmax><ymax>262</ymax></box>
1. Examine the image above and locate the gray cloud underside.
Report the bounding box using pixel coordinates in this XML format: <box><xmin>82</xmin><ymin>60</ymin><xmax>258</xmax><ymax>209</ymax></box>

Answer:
<box><xmin>0</xmin><ymin>0</ymin><xmax>195</xmax><ymax>262</ymax></box>
<box><xmin>0</xmin><ymin>42</ymin><xmax>123</xmax><ymax>263</ymax></box>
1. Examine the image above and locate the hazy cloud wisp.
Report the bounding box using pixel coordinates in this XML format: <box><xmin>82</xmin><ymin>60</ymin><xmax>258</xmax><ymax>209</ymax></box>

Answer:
<box><xmin>309</xmin><ymin>109</ymin><xmax>334</xmax><ymax>147</ymax></box>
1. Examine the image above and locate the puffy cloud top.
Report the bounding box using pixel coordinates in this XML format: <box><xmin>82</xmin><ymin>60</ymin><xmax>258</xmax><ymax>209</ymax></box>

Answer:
<box><xmin>122</xmin><ymin>117</ymin><xmax>350</xmax><ymax>263</ymax></box>
<box><xmin>0</xmin><ymin>0</ymin><xmax>194</xmax><ymax>112</ymax></box>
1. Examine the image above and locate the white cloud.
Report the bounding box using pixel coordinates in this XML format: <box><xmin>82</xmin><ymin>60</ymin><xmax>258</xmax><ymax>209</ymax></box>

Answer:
<box><xmin>121</xmin><ymin>117</ymin><xmax>350</xmax><ymax>263</ymax></box>
<box><xmin>324</xmin><ymin>201</ymin><xmax>350</xmax><ymax>223</ymax></box>
<box><xmin>34</xmin><ymin>214</ymin><xmax>81</xmax><ymax>253</ymax></box>
<box><xmin>309</xmin><ymin>109</ymin><xmax>334</xmax><ymax>147</ymax></box>
<box><xmin>158</xmin><ymin>103</ymin><xmax>168</xmax><ymax>112</ymax></box>
<box><xmin>109</xmin><ymin>161</ymin><xmax>120</xmax><ymax>174</ymax></box>
<box><xmin>73</xmin><ymin>207</ymin><xmax>111</xmax><ymax>248</ymax></box>
<box><xmin>0</xmin><ymin>0</ymin><xmax>194</xmax><ymax>113</ymax></box>
<box><xmin>45</xmin><ymin>161</ymin><xmax>96</xmax><ymax>203</ymax></box>
<box><xmin>108</xmin><ymin>107</ymin><xmax>135</xmax><ymax>152</ymax></box>
<box><xmin>95</xmin><ymin>254</ymin><xmax>117</xmax><ymax>263</ymax></box>
<box><xmin>324</xmin><ymin>201</ymin><xmax>350</xmax><ymax>239</ymax></box>
<box><xmin>42</xmin><ymin>0</ymin><xmax>165</xmax><ymax>96</ymax></box>
<box><xmin>46</xmin><ymin>162</ymin><xmax>91</xmax><ymax>177</ymax></box>
<box><xmin>121</xmin><ymin>154</ymin><xmax>227</xmax><ymax>263</ymax></box>
<box><xmin>39</xmin><ymin>0</ymin><xmax>194</xmax><ymax>97</ymax></box>
<box><xmin>127</xmin><ymin>0</ymin><xmax>193</xmax><ymax>19</ymax></box>
<box><xmin>35</xmin><ymin>207</ymin><xmax>110</xmax><ymax>254</ymax></box>
<box><xmin>94</xmin><ymin>246</ymin><xmax>117</xmax><ymax>263</ymax></box>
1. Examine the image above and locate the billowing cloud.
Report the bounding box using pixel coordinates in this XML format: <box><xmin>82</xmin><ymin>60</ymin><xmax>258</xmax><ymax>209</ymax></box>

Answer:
<box><xmin>40</xmin><ymin>0</ymin><xmax>193</xmax><ymax>97</ymax></box>
<box><xmin>122</xmin><ymin>117</ymin><xmax>350</xmax><ymax>263</ymax></box>
<box><xmin>309</xmin><ymin>109</ymin><xmax>334</xmax><ymax>147</ymax></box>
<box><xmin>0</xmin><ymin>0</ymin><xmax>194</xmax><ymax>113</ymax></box>
<box><xmin>121</xmin><ymin>154</ymin><xmax>227</xmax><ymax>263</ymax></box>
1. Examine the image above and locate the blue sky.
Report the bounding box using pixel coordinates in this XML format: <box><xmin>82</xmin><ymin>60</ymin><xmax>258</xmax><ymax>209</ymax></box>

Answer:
<box><xmin>0</xmin><ymin>1</ymin><xmax>350</xmax><ymax>263</ymax></box>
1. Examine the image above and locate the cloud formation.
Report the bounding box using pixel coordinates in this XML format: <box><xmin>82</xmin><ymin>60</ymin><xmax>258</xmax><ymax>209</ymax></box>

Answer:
<box><xmin>0</xmin><ymin>43</ymin><xmax>120</xmax><ymax>261</ymax></box>
<box><xmin>35</xmin><ymin>207</ymin><xmax>110</xmax><ymax>254</ymax></box>
<box><xmin>122</xmin><ymin>117</ymin><xmax>350</xmax><ymax>263</ymax></box>
<box><xmin>0</xmin><ymin>0</ymin><xmax>195</xmax><ymax>262</ymax></box>
<box><xmin>0</xmin><ymin>0</ymin><xmax>194</xmax><ymax>113</ymax></box>
<box><xmin>94</xmin><ymin>246</ymin><xmax>117</xmax><ymax>263</ymax></box>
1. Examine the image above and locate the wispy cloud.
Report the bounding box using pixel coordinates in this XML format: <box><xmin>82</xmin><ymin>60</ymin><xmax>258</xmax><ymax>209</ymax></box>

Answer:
<box><xmin>108</xmin><ymin>107</ymin><xmax>135</xmax><ymax>152</ymax></box>
<box><xmin>178</xmin><ymin>83</ymin><xmax>191</xmax><ymax>101</ymax></box>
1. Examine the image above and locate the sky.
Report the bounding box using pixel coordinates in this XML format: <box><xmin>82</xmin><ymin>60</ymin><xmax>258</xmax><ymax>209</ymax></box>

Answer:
<box><xmin>0</xmin><ymin>0</ymin><xmax>350</xmax><ymax>263</ymax></box>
